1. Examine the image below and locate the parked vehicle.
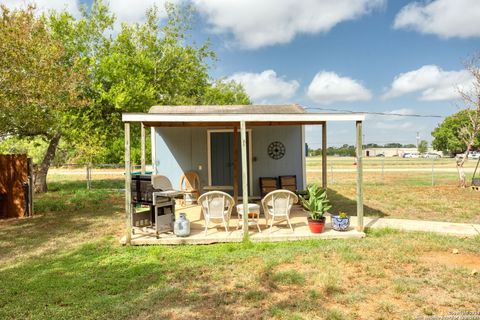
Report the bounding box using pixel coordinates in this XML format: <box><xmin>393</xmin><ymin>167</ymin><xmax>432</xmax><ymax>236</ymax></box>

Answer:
<box><xmin>456</xmin><ymin>151</ymin><xmax>480</xmax><ymax>160</ymax></box>
<box><xmin>404</xmin><ymin>152</ymin><xmax>420</xmax><ymax>158</ymax></box>
<box><xmin>375</xmin><ymin>153</ymin><xmax>385</xmax><ymax>157</ymax></box>
<box><xmin>423</xmin><ymin>152</ymin><xmax>441</xmax><ymax>159</ymax></box>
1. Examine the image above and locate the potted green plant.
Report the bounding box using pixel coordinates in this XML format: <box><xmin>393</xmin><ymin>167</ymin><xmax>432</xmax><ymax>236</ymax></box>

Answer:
<box><xmin>331</xmin><ymin>211</ymin><xmax>350</xmax><ymax>231</ymax></box>
<box><xmin>299</xmin><ymin>184</ymin><xmax>331</xmax><ymax>233</ymax></box>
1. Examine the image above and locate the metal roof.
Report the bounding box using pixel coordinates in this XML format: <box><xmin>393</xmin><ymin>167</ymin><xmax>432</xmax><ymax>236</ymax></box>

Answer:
<box><xmin>122</xmin><ymin>104</ymin><xmax>365</xmax><ymax>126</ymax></box>
<box><xmin>148</xmin><ymin>104</ymin><xmax>306</xmax><ymax>114</ymax></box>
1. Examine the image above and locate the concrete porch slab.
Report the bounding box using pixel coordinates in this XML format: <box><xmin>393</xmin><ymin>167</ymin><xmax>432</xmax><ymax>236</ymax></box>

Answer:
<box><xmin>121</xmin><ymin>204</ymin><xmax>365</xmax><ymax>245</ymax></box>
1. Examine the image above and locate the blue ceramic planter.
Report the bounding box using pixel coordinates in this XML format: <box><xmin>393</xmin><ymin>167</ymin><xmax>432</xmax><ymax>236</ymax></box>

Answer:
<box><xmin>331</xmin><ymin>216</ymin><xmax>350</xmax><ymax>231</ymax></box>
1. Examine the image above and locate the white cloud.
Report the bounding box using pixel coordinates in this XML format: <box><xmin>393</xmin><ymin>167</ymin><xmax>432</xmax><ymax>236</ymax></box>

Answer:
<box><xmin>307</xmin><ymin>71</ymin><xmax>372</xmax><ymax>104</ymax></box>
<box><xmin>366</xmin><ymin>108</ymin><xmax>415</xmax><ymax>121</ymax></box>
<box><xmin>193</xmin><ymin>0</ymin><xmax>385</xmax><ymax>49</ymax></box>
<box><xmin>227</xmin><ymin>70</ymin><xmax>299</xmax><ymax>103</ymax></box>
<box><xmin>375</xmin><ymin>121</ymin><xmax>414</xmax><ymax>130</ymax></box>
<box><xmin>1</xmin><ymin>0</ymin><xmax>81</xmax><ymax>16</ymax></box>
<box><xmin>383</xmin><ymin>65</ymin><xmax>473</xmax><ymax>101</ymax></box>
<box><xmin>0</xmin><ymin>0</ymin><xmax>174</xmax><ymax>25</ymax></box>
<box><xmin>385</xmin><ymin>108</ymin><xmax>415</xmax><ymax>116</ymax></box>
<box><xmin>369</xmin><ymin>109</ymin><xmax>418</xmax><ymax>132</ymax></box>
<box><xmin>107</xmin><ymin>0</ymin><xmax>173</xmax><ymax>25</ymax></box>
<box><xmin>394</xmin><ymin>0</ymin><xmax>480</xmax><ymax>38</ymax></box>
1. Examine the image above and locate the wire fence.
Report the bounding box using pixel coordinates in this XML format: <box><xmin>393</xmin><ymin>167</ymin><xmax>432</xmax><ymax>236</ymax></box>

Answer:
<box><xmin>307</xmin><ymin>156</ymin><xmax>479</xmax><ymax>188</ymax></box>
<box><xmin>48</xmin><ymin>163</ymin><xmax>148</xmax><ymax>190</ymax></box>
<box><xmin>48</xmin><ymin>157</ymin><xmax>480</xmax><ymax>190</ymax></box>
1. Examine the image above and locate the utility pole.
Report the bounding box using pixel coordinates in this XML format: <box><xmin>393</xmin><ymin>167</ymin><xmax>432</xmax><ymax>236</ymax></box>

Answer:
<box><xmin>416</xmin><ymin>132</ymin><xmax>420</xmax><ymax>148</ymax></box>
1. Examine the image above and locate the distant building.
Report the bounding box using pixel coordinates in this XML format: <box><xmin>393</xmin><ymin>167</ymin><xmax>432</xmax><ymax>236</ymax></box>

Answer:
<box><xmin>364</xmin><ymin>147</ymin><xmax>443</xmax><ymax>157</ymax></box>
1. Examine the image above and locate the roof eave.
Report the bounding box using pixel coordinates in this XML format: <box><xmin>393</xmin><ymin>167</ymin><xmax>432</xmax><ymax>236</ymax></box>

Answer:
<box><xmin>122</xmin><ymin>112</ymin><xmax>366</xmax><ymax>123</ymax></box>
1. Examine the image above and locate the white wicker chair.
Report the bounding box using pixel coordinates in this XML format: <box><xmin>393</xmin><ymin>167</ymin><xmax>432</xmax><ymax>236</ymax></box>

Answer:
<box><xmin>198</xmin><ymin>191</ymin><xmax>234</xmax><ymax>235</ymax></box>
<box><xmin>151</xmin><ymin>175</ymin><xmax>173</xmax><ymax>190</ymax></box>
<box><xmin>261</xmin><ymin>189</ymin><xmax>298</xmax><ymax>233</ymax></box>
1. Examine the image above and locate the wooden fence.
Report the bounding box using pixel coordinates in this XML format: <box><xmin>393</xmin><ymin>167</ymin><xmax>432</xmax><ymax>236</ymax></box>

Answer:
<box><xmin>0</xmin><ymin>154</ymin><xmax>33</xmax><ymax>219</ymax></box>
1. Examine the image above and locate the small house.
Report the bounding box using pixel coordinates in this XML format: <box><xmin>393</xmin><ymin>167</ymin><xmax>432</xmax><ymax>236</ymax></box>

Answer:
<box><xmin>122</xmin><ymin>104</ymin><xmax>365</xmax><ymax>244</ymax></box>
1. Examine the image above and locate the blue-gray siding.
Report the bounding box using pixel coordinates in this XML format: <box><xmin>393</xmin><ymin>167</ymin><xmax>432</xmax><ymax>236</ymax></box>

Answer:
<box><xmin>154</xmin><ymin>126</ymin><xmax>305</xmax><ymax>196</ymax></box>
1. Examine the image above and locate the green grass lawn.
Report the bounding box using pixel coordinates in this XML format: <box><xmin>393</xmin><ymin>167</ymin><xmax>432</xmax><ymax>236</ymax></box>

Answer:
<box><xmin>0</xmin><ymin>175</ymin><xmax>479</xmax><ymax>319</ymax></box>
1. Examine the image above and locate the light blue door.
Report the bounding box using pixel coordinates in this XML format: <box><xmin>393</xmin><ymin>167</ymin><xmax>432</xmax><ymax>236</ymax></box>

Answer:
<box><xmin>210</xmin><ymin>131</ymin><xmax>250</xmax><ymax>193</ymax></box>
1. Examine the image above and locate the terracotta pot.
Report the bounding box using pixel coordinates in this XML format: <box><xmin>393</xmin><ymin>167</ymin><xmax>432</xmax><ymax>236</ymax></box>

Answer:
<box><xmin>307</xmin><ymin>217</ymin><xmax>326</xmax><ymax>233</ymax></box>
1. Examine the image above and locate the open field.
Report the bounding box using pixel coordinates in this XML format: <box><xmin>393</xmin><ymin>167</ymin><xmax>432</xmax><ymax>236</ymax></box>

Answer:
<box><xmin>307</xmin><ymin>156</ymin><xmax>479</xmax><ymax>169</ymax></box>
<box><xmin>0</xmin><ymin>176</ymin><xmax>479</xmax><ymax>319</ymax></box>
<box><xmin>305</xmin><ymin>157</ymin><xmax>480</xmax><ymax>224</ymax></box>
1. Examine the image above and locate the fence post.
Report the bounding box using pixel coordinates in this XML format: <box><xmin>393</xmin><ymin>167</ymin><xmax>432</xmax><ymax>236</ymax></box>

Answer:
<box><xmin>431</xmin><ymin>158</ymin><xmax>435</xmax><ymax>186</ymax></box>
<box><xmin>381</xmin><ymin>157</ymin><xmax>385</xmax><ymax>183</ymax></box>
<box><xmin>86</xmin><ymin>163</ymin><xmax>92</xmax><ymax>190</ymax></box>
<box><xmin>330</xmin><ymin>165</ymin><xmax>334</xmax><ymax>184</ymax></box>
<box><xmin>27</xmin><ymin>157</ymin><xmax>34</xmax><ymax>216</ymax></box>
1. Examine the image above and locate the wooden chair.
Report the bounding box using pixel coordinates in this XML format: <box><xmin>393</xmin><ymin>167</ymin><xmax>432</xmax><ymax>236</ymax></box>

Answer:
<box><xmin>259</xmin><ymin>177</ymin><xmax>278</xmax><ymax>198</ymax></box>
<box><xmin>261</xmin><ymin>189</ymin><xmax>298</xmax><ymax>233</ymax></box>
<box><xmin>198</xmin><ymin>191</ymin><xmax>234</xmax><ymax>235</ymax></box>
<box><xmin>179</xmin><ymin>171</ymin><xmax>200</xmax><ymax>205</ymax></box>
<box><xmin>279</xmin><ymin>175</ymin><xmax>297</xmax><ymax>193</ymax></box>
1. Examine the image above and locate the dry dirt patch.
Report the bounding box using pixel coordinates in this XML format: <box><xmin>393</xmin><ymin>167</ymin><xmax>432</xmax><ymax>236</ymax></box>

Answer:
<box><xmin>422</xmin><ymin>251</ymin><xmax>480</xmax><ymax>270</ymax></box>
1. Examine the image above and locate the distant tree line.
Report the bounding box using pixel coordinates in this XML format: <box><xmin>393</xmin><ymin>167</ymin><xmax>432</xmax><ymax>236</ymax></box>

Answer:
<box><xmin>308</xmin><ymin>143</ymin><xmax>417</xmax><ymax>157</ymax></box>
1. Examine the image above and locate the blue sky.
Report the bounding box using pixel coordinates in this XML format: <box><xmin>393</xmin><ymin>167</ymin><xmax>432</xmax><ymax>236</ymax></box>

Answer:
<box><xmin>3</xmin><ymin>0</ymin><xmax>479</xmax><ymax>147</ymax></box>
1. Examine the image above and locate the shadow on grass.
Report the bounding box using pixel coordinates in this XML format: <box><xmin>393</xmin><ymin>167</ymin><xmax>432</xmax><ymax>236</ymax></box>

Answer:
<box><xmin>0</xmin><ymin>239</ymin><xmax>313</xmax><ymax>319</ymax></box>
<box><xmin>0</xmin><ymin>240</ymin><xmax>178</xmax><ymax>319</ymax></box>
<box><xmin>327</xmin><ymin>187</ymin><xmax>387</xmax><ymax>219</ymax></box>
<box><xmin>0</xmin><ymin>179</ymin><xmax>124</xmax><ymax>262</ymax></box>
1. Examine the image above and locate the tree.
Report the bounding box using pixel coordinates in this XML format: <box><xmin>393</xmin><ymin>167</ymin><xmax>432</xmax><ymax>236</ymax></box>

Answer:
<box><xmin>384</xmin><ymin>143</ymin><xmax>402</xmax><ymax>148</ymax></box>
<box><xmin>0</xmin><ymin>5</ymin><xmax>87</xmax><ymax>192</ymax></box>
<box><xmin>417</xmin><ymin>140</ymin><xmax>428</xmax><ymax>154</ymax></box>
<box><xmin>432</xmin><ymin>109</ymin><xmax>479</xmax><ymax>155</ymax></box>
<box><xmin>455</xmin><ymin>56</ymin><xmax>480</xmax><ymax>187</ymax></box>
<box><xmin>1</xmin><ymin>1</ymin><xmax>251</xmax><ymax>191</ymax></box>
<box><xmin>68</xmin><ymin>3</ymin><xmax>250</xmax><ymax>164</ymax></box>
<box><xmin>202</xmin><ymin>80</ymin><xmax>250</xmax><ymax>105</ymax></box>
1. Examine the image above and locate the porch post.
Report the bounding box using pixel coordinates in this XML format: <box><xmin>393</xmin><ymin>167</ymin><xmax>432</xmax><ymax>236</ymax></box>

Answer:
<box><xmin>125</xmin><ymin>122</ymin><xmax>132</xmax><ymax>244</ymax></box>
<box><xmin>322</xmin><ymin>122</ymin><xmax>327</xmax><ymax>189</ymax></box>
<box><xmin>240</xmin><ymin>121</ymin><xmax>249</xmax><ymax>240</ymax></box>
<box><xmin>140</xmin><ymin>123</ymin><xmax>146</xmax><ymax>174</ymax></box>
<box><xmin>355</xmin><ymin>121</ymin><xmax>364</xmax><ymax>231</ymax></box>
<box><xmin>233</xmin><ymin>126</ymin><xmax>239</xmax><ymax>205</ymax></box>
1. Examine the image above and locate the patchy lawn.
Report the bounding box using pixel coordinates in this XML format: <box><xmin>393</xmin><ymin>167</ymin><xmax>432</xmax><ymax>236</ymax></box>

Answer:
<box><xmin>307</xmin><ymin>156</ymin><xmax>479</xmax><ymax>169</ymax></box>
<box><xmin>0</xmin><ymin>177</ymin><xmax>479</xmax><ymax>319</ymax></box>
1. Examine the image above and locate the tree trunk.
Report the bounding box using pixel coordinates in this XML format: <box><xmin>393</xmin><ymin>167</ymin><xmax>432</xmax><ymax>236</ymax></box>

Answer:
<box><xmin>34</xmin><ymin>133</ymin><xmax>61</xmax><ymax>193</ymax></box>
<box><xmin>457</xmin><ymin>144</ymin><xmax>472</xmax><ymax>188</ymax></box>
<box><xmin>457</xmin><ymin>160</ymin><xmax>466</xmax><ymax>188</ymax></box>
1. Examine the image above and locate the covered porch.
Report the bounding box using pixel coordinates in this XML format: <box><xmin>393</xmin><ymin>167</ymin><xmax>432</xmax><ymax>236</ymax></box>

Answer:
<box><xmin>122</xmin><ymin>105</ymin><xmax>366</xmax><ymax>245</ymax></box>
<box><xmin>123</xmin><ymin>203</ymin><xmax>365</xmax><ymax>245</ymax></box>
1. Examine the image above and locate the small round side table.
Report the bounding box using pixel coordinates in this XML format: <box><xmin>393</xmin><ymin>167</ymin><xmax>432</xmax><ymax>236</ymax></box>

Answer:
<box><xmin>236</xmin><ymin>203</ymin><xmax>262</xmax><ymax>233</ymax></box>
